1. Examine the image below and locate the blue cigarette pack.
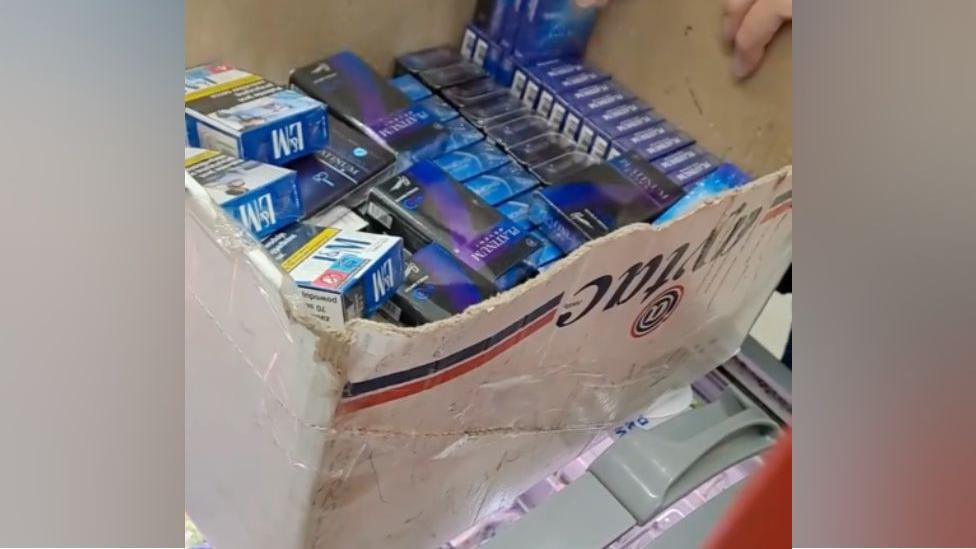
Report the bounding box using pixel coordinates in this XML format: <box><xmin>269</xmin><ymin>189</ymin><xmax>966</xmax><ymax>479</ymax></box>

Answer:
<box><xmin>668</xmin><ymin>154</ymin><xmax>721</xmax><ymax>188</ymax></box>
<box><xmin>441</xmin><ymin>77</ymin><xmax>508</xmax><ymax>108</ymax></box>
<box><xmin>461</xmin><ymin>93</ymin><xmax>531</xmax><ymax>128</ymax></box>
<box><xmin>418</xmin><ymin>61</ymin><xmax>487</xmax><ymax>90</ymax></box>
<box><xmin>653</xmin><ymin>164</ymin><xmax>751</xmax><ymax>226</ymax></box>
<box><xmin>441</xmin><ymin>117</ymin><xmax>486</xmax><ymax>153</ymax></box>
<box><xmin>261</xmin><ymin>224</ymin><xmax>404</xmax><ymax>328</ymax></box>
<box><xmin>485</xmin><ymin>114</ymin><xmax>551</xmax><ymax>149</ymax></box>
<box><xmin>614</xmin><ymin>122</ymin><xmax>677</xmax><ymax>153</ymax></box>
<box><xmin>472</xmin><ymin>0</ymin><xmax>512</xmax><ymax>41</ymax></box>
<box><xmin>495</xmin><ymin>262</ymin><xmax>536</xmax><ymax>290</ymax></box>
<box><xmin>385</xmin><ymin>244</ymin><xmax>497</xmax><ymax>326</ymax></box>
<box><xmin>432</xmin><ymin>141</ymin><xmax>512</xmax><ymax>181</ymax></box>
<box><xmin>395</xmin><ymin>46</ymin><xmax>465</xmax><ymax>76</ymax></box>
<box><xmin>286</xmin><ymin>115</ymin><xmax>396</xmax><ymax>215</ymax></box>
<box><xmin>524</xmin><ymin>230</ymin><xmax>564</xmax><ymax>269</ymax></box>
<box><xmin>289</xmin><ymin>52</ymin><xmax>451</xmax><ymax>163</ymax></box>
<box><xmin>464</xmin><ymin>162</ymin><xmax>541</xmax><ymax>205</ymax></box>
<box><xmin>496</xmin><ymin>195</ymin><xmax>535</xmax><ymax>231</ymax></box>
<box><xmin>529</xmin><ymin>150</ymin><xmax>598</xmax><ymax>185</ymax></box>
<box><xmin>534</xmin><ymin>68</ymin><xmax>611</xmax><ymax>123</ymax></box>
<box><xmin>461</xmin><ymin>24</ymin><xmax>492</xmax><ymax>67</ymax></box>
<box><xmin>366</xmin><ymin>160</ymin><xmax>541</xmax><ymax>281</ymax></box>
<box><xmin>418</xmin><ymin>95</ymin><xmax>460</xmax><ymax>122</ymax></box>
<box><xmin>512</xmin><ymin>0</ymin><xmax>599</xmax><ymax>63</ymax></box>
<box><xmin>185</xmin><ymin>64</ymin><xmax>329</xmax><ymax>166</ymax></box>
<box><xmin>588</xmin><ymin>109</ymin><xmax>664</xmax><ymax>159</ymax></box>
<box><xmin>508</xmin><ymin>132</ymin><xmax>577</xmax><ymax>167</ymax></box>
<box><xmin>636</xmin><ymin>130</ymin><xmax>696</xmax><ymax>161</ymax></box>
<box><xmin>543</xmin><ymin>68</ymin><xmax>610</xmax><ymax>96</ymax></box>
<box><xmin>563</xmin><ymin>82</ymin><xmax>626</xmax><ymax>115</ymax></box>
<box><xmin>650</xmin><ymin>145</ymin><xmax>708</xmax><ymax>174</ymax></box>
<box><xmin>389</xmin><ymin>74</ymin><xmax>432</xmax><ymax>101</ymax></box>
<box><xmin>528</xmin><ymin>151</ymin><xmax>686</xmax><ymax>253</ymax></box>
<box><xmin>185</xmin><ymin>148</ymin><xmax>301</xmax><ymax>239</ymax></box>
<box><xmin>519</xmin><ymin>60</ymin><xmax>582</xmax><ymax>110</ymax></box>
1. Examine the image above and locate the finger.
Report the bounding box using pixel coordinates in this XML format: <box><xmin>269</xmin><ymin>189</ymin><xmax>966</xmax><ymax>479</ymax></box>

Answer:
<box><xmin>731</xmin><ymin>0</ymin><xmax>789</xmax><ymax>79</ymax></box>
<box><xmin>722</xmin><ymin>0</ymin><xmax>759</xmax><ymax>46</ymax></box>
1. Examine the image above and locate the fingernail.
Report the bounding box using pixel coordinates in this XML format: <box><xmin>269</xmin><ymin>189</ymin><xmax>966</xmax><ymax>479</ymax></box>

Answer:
<box><xmin>731</xmin><ymin>52</ymin><xmax>752</xmax><ymax>79</ymax></box>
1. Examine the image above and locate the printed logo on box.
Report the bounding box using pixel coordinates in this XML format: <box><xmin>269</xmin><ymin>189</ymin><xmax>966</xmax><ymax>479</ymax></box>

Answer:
<box><xmin>537</xmin><ymin>92</ymin><xmax>554</xmax><ymax>116</ymax></box>
<box><xmin>577</xmin><ymin>125</ymin><xmax>595</xmax><ymax>149</ymax></box>
<box><xmin>591</xmin><ymin>137</ymin><xmax>609</xmax><ymax>159</ymax></box>
<box><xmin>371</xmin><ymin>257</ymin><xmax>399</xmax><ymax>305</ymax></box>
<box><xmin>238</xmin><ymin>194</ymin><xmax>277</xmax><ymax>234</ymax></box>
<box><xmin>271</xmin><ymin>121</ymin><xmax>305</xmax><ymax>160</ymax></box>
<box><xmin>548</xmin><ymin>102</ymin><xmax>567</xmax><ymax>129</ymax></box>
<box><xmin>522</xmin><ymin>81</ymin><xmax>540</xmax><ymax>108</ymax></box>
<box><xmin>563</xmin><ymin>114</ymin><xmax>581</xmax><ymax>139</ymax></box>
<box><xmin>511</xmin><ymin>71</ymin><xmax>528</xmax><ymax>97</ymax></box>
<box><xmin>473</xmin><ymin>39</ymin><xmax>489</xmax><ymax>66</ymax></box>
<box><xmin>461</xmin><ymin>30</ymin><xmax>477</xmax><ymax>58</ymax></box>
<box><xmin>630</xmin><ymin>285</ymin><xmax>683</xmax><ymax>338</ymax></box>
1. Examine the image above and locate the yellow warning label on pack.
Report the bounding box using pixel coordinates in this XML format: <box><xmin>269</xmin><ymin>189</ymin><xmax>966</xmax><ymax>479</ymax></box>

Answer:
<box><xmin>281</xmin><ymin>228</ymin><xmax>340</xmax><ymax>272</ymax></box>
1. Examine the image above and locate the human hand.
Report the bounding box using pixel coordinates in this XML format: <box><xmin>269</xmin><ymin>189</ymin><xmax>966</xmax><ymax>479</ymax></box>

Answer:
<box><xmin>722</xmin><ymin>0</ymin><xmax>792</xmax><ymax>79</ymax></box>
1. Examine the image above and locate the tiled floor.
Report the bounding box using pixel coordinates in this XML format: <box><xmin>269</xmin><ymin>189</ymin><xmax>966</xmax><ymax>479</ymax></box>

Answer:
<box><xmin>749</xmin><ymin>292</ymin><xmax>792</xmax><ymax>358</ymax></box>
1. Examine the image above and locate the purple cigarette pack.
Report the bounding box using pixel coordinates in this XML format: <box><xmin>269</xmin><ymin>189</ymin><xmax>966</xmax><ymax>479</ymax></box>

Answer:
<box><xmin>527</xmin><ymin>151</ymin><xmax>686</xmax><ymax>253</ymax></box>
<box><xmin>289</xmin><ymin>51</ymin><xmax>450</xmax><ymax>163</ymax></box>
<box><xmin>366</xmin><ymin>160</ymin><xmax>541</xmax><ymax>281</ymax></box>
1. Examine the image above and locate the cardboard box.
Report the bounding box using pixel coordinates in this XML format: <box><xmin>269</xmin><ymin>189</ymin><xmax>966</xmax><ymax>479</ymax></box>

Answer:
<box><xmin>185</xmin><ymin>64</ymin><xmax>328</xmax><ymax>165</ymax></box>
<box><xmin>184</xmin><ymin>148</ymin><xmax>301</xmax><ymax>238</ymax></box>
<box><xmin>185</xmin><ymin>2</ymin><xmax>792</xmax><ymax>547</ymax></box>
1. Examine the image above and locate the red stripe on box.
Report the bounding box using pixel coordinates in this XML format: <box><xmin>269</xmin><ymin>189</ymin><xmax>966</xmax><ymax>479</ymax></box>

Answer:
<box><xmin>761</xmin><ymin>201</ymin><xmax>792</xmax><ymax>223</ymax></box>
<box><xmin>336</xmin><ymin>309</ymin><xmax>558</xmax><ymax>415</ymax></box>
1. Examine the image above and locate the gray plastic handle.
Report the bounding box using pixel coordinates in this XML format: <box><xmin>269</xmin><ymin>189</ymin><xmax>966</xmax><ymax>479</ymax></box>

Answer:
<box><xmin>589</xmin><ymin>389</ymin><xmax>778</xmax><ymax>524</ymax></box>
<box><xmin>483</xmin><ymin>390</ymin><xmax>778</xmax><ymax>549</ymax></box>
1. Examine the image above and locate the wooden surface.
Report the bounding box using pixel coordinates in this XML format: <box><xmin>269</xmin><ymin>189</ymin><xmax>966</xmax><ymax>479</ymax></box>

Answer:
<box><xmin>186</xmin><ymin>0</ymin><xmax>791</xmax><ymax>175</ymax></box>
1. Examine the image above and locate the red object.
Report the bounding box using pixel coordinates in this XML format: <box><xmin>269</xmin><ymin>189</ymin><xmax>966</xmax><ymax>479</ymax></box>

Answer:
<box><xmin>705</xmin><ymin>431</ymin><xmax>792</xmax><ymax>549</ymax></box>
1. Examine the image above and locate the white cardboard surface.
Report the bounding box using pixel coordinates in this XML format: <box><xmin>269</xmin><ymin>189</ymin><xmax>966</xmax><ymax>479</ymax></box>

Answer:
<box><xmin>185</xmin><ymin>166</ymin><xmax>792</xmax><ymax>548</ymax></box>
